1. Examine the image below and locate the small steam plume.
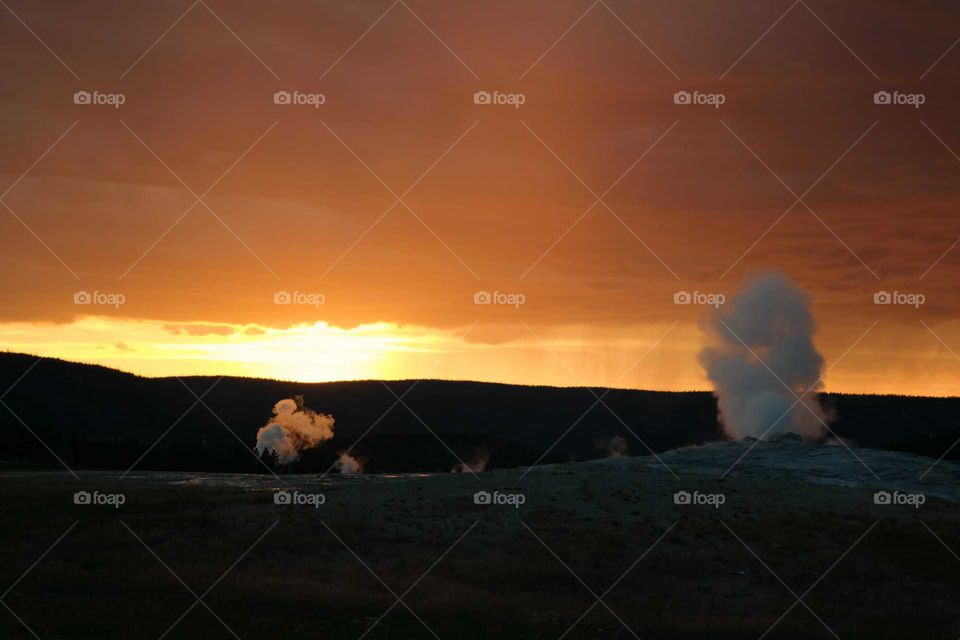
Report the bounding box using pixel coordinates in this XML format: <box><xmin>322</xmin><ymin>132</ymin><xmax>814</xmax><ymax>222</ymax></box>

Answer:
<box><xmin>254</xmin><ymin>396</ymin><xmax>335</xmax><ymax>464</ymax></box>
<box><xmin>336</xmin><ymin>452</ymin><xmax>363</xmax><ymax>474</ymax></box>
<box><xmin>698</xmin><ymin>272</ymin><xmax>826</xmax><ymax>441</ymax></box>
<box><xmin>452</xmin><ymin>447</ymin><xmax>490</xmax><ymax>473</ymax></box>
<box><xmin>607</xmin><ymin>436</ymin><xmax>628</xmax><ymax>458</ymax></box>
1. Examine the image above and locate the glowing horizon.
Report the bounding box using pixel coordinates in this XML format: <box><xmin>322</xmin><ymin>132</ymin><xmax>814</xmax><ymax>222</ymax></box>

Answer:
<box><xmin>2</xmin><ymin>315</ymin><xmax>958</xmax><ymax>397</ymax></box>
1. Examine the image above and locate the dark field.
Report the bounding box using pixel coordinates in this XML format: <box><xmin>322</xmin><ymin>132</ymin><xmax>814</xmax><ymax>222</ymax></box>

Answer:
<box><xmin>2</xmin><ymin>442</ymin><xmax>958</xmax><ymax>639</ymax></box>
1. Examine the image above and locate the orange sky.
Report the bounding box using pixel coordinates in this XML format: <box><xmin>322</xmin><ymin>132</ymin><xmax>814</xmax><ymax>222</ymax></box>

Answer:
<box><xmin>1</xmin><ymin>0</ymin><xmax>959</xmax><ymax>395</ymax></box>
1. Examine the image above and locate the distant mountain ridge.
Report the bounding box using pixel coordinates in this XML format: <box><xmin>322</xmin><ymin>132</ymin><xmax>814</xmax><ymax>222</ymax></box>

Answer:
<box><xmin>1</xmin><ymin>352</ymin><xmax>958</xmax><ymax>473</ymax></box>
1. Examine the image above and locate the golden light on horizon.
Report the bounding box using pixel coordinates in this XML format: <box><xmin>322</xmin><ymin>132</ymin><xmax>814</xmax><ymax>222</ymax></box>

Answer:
<box><xmin>1</xmin><ymin>315</ymin><xmax>958</xmax><ymax>397</ymax></box>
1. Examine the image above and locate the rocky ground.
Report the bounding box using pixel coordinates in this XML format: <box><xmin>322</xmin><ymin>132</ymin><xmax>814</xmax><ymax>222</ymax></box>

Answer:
<box><xmin>1</xmin><ymin>440</ymin><xmax>958</xmax><ymax>639</ymax></box>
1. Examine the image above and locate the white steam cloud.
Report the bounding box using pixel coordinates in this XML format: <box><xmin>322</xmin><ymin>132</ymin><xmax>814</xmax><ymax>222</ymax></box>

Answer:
<box><xmin>698</xmin><ymin>272</ymin><xmax>826</xmax><ymax>441</ymax></box>
<box><xmin>254</xmin><ymin>396</ymin><xmax>335</xmax><ymax>464</ymax></box>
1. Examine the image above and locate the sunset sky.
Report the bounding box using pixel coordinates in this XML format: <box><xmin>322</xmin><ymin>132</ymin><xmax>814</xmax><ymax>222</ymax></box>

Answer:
<box><xmin>2</xmin><ymin>0</ymin><xmax>959</xmax><ymax>395</ymax></box>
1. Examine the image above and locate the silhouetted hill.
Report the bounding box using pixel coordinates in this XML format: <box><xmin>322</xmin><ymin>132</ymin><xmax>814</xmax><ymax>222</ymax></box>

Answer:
<box><xmin>0</xmin><ymin>352</ymin><xmax>957</xmax><ymax>472</ymax></box>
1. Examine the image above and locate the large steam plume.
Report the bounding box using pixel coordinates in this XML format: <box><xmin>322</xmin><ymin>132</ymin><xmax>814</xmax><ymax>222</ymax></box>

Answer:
<box><xmin>255</xmin><ymin>396</ymin><xmax>335</xmax><ymax>464</ymax></box>
<box><xmin>698</xmin><ymin>272</ymin><xmax>826</xmax><ymax>441</ymax></box>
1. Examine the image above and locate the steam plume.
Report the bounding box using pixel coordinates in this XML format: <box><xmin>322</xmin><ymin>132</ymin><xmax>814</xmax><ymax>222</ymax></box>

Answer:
<box><xmin>607</xmin><ymin>436</ymin><xmax>627</xmax><ymax>458</ymax></box>
<box><xmin>254</xmin><ymin>396</ymin><xmax>334</xmax><ymax>464</ymax></box>
<box><xmin>452</xmin><ymin>447</ymin><xmax>489</xmax><ymax>473</ymax></box>
<box><xmin>698</xmin><ymin>272</ymin><xmax>826</xmax><ymax>441</ymax></box>
<box><xmin>336</xmin><ymin>452</ymin><xmax>363</xmax><ymax>474</ymax></box>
